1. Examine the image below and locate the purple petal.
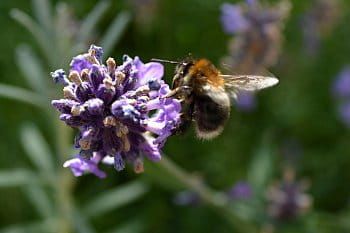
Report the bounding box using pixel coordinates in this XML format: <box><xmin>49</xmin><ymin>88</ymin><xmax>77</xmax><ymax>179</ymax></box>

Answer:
<box><xmin>85</xmin><ymin>98</ymin><xmax>104</xmax><ymax>115</ymax></box>
<box><xmin>63</xmin><ymin>155</ymin><xmax>106</xmax><ymax>178</ymax></box>
<box><xmin>52</xmin><ymin>99</ymin><xmax>79</xmax><ymax>114</ymax></box>
<box><xmin>141</xmin><ymin>135</ymin><xmax>162</xmax><ymax>161</ymax></box>
<box><xmin>133</xmin><ymin>57</ymin><xmax>164</xmax><ymax>87</ymax></box>
<box><xmin>70</xmin><ymin>54</ymin><xmax>93</xmax><ymax>73</ymax></box>
<box><xmin>114</xmin><ymin>153</ymin><xmax>126</xmax><ymax>171</ymax></box>
<box><xmin>51</xmin><ymin>69</ymin><xmax>70</xmax><ymax>86</ymax></box>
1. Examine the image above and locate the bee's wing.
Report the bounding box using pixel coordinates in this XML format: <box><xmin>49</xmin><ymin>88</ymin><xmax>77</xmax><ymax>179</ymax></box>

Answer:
<box><xmin>221</xmin><ymin>75</ymin><xmax>279</xmax><ymax>99</ymax></box>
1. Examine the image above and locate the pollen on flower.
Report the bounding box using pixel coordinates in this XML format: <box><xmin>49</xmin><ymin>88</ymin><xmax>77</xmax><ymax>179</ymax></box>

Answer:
<box><xmin>51</xmin><ymin>44</ymin><xmax>181</xmax><ymax>177</ymax></box>
<box><xmin>103</xmin><ymin>116</ymin><xmax>117</xmax><ymax>127</ymax></box>
<box><xmin>69</xmin><ymin>71</ymin><xmax>82</xmax><ymax>86</ymax></box>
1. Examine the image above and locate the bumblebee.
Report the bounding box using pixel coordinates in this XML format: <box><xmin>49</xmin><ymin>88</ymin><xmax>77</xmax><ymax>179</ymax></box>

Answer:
<box><xmin>152</xmin><ymin>57</ymin><xmax>279</xmax><ymax>139</ymax></box>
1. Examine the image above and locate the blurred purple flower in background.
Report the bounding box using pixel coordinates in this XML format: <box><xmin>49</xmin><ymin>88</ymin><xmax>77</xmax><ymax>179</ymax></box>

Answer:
<box><xmin>221</xmin><ymin>3</ymin><xmax>248</xmax><ymax>34</ymax></box>
<box><xmin>173</xmin><ymin>191</ymin><xmax>201</xmax><ymax>206</ymax></box>
<box><xmin>220</xmin><ymin>0</ymin><xmax>290</xmax><ymax>111</ymax></box>
<box><xmin>235</xmin><ymin>91</ymin><xmax>256</xmax><ymax>112</ymax></box>
<box><xmin>302</xmin><ymin>0</ymin><xmax>340</xmax><ymax>55</ymax></box>
<box><xmin>332</xmin><ymin>66</ymin><xmax>350</xmax><ymax>98</ymax></box>
<box><xmin>130</xmin><ymin>0</ymin><xmax>159</xmax><ymax>30</ymax></box>
<box><xmin>52</xmin><ymin>45</ymin><xmax>181</xmax><ymax>177</ymax></box>
<box><xmin>266</xmin><ymin>167</ymin><xmax>312</xmax><ymax>220</ymax></box>
<box><xmin>338</xmin><ymin>103</ymin><xmax>350</xmax><ymax>128</ymax></box>
<box><xmin>332</xmin><ymin>66</ymin><xmax>350</xmax><ymax>128</ymax></box>
<box><xmin>174</xmin><ymin>180</ymin><xmax>253</xmax><ymax>206</ymax></box>
<box><xmin>227</xmin><ymin>181</ymin><xmax>253</xmax><ymax>200</ymax></box>
<box><xmin>220</xmin><ymin>0</ymin><xmax>290</xmax><ymax>74</ymax></box>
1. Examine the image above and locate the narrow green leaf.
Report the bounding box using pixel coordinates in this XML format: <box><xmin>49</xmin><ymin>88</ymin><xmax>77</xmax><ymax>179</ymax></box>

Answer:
<box><xmin>0</xmin><ymin>219</ymin><xmax>56</xmax><ymax>233</ymax></box>
<box><xmin>0</xmin><ymin>83</ymin><xmax>46</xmax><ymax>108</ymax></box>
<box><xmin>247</xmin><ymin>135</ymin><xmax>274</xmax><ymax>193</ymax></box>
<box><xmin>100</xmin><ymin>11</ymin><xmax>131</xmax><ymax>56</ymax></box>
<box><xmin>20</xmin><ymin>123</ymin><xmax>55</xmax><ymax>176</ymax></box>
<box><xmin>22</xmin><ymin>185</ymin><xmax>54</xmax><ymax>218</ymax></box>
<box><xmin>79</xmin><ymin>0</ymin><xmax>111</xmax><ymax>43</ymax></box>
<box><xmin>72</xmin><ymin>208</ymin><xmax>96</xmax><ymax>233</ymax></box>
<box><xmin>10</xmin><ymin>9</ymin><xmax>55</xmax><ymax>66</ymax></box>
<box><xmin>54</xmin><ymin>2</ymin><xmax>79</xmax><ymax>63</ymax></box>
<box><xmin>83</xmin><ymin>181</ymin><xmax>148</xmax><ymax>218</ymax></box>
<box><xmin>0</xmin><ymin>169</ymin><xmax>38</xmax><ymax>187</ymax></box>
<box><xmin>106</xmin><ymin>219</ymin><xmax>144</xmax><ymax>233</ymax></box>
<box><xmin>32</xmin><ymin>0</ymin><xmax>52</xmax><ymax>34</ymax></box>
<box><xmin>15</xmin><ymin>45</ymin><xmax>48</xmax><ymax>95</ymax></box>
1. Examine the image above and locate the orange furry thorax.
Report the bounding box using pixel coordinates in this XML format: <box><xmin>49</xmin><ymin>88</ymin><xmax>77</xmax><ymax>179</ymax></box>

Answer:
<box><xmin>189</xmin><ymin>59</ymin><xmax>224</xmax><ymax>87</ymax></box>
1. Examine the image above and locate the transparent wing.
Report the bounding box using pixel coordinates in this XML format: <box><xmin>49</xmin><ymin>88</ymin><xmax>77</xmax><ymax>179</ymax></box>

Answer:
<box><xmin>221</xmin><ymin>74</ymin><xmax>279</xmax><ymax>100</ymax></box>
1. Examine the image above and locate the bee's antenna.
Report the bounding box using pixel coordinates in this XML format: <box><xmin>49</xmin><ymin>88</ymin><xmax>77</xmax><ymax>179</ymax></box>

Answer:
<box><xmin>151</xmin><ymin>58</ymin><xmax>182</xmax><ymax>65</ymax></box>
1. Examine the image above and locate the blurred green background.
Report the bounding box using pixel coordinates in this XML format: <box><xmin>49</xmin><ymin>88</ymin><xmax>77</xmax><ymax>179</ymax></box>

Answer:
<box><xmin>0</xmin><ymin>0</ymin><xmax>350</xmax><ymax>232</ymax></box>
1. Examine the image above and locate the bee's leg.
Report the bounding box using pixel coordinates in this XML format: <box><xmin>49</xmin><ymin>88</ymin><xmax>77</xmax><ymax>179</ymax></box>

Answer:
<box><xmin>172</xmin><ymin>96</ymin><xmax>194</xmax><ymax>135</ymax></box>
<box><xmin>162</xmin><ymin>86</ymin><xmax>192</xmax><ymax>99</ymax></box>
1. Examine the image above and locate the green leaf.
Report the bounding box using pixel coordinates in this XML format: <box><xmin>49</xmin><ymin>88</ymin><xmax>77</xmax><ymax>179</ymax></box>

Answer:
<box><xmin>100</xmin><ymin>11</ymin><xmax>131</xmax><ymax>56</ymax></box>
<box><xmin>72</xmin><ymin>208</ymin><xmax>96</xmax><ymax>233</ymax></box>
<box><xmin>20</xmin><ymin>123</ymin><xmax>55</xmax><ymax>176</ymax></box>
<box><xmin>0</xmin><ymin>219</ymin><xmax>55</xmax><ymax>233</ymax></box>
<box><xmin>15</xmin><ymin>45</ymin><xmax>48</xmax><ymax>95</ymax></box>
<box><xmin>83</xmin><ymin>181</ymin><xmax>148</xmax><ymax>218</ymax></box>
<box><xmin>32</xmin><ymin>0</ymin><xmax>52</xmax><ymax>34</ymax></box>
<box><xmin>22</xmin><ymin>185</ymin><xmax>54</xmax><ymax>219</ymax></box>
<box><xmin>247</xmin><ymin>135</ymin><xmax>274</xmax><ymax>194</ymax></box>
<box><xmin>79</xmin><ymin>0</ymin><xmax>111</xmax><ymax>43</ymax></box>
<box><xmin>10</xmin><ymin>9</ymin><xmax>56</xmax><ymax>66</ymax></box>
<box><xmin>0</xmin><ymin>169</ymin><xmax>38</xmax><ymax>187</ymax></box>
<box><xmin>0</xmin><ymin>83</ymin><xmax>47</xmax><ymax>108</ymax></box>
<box><xmin>106</xmin><ymin>219</ymin><xmax>144</xmax><ymax>233</ymax></box>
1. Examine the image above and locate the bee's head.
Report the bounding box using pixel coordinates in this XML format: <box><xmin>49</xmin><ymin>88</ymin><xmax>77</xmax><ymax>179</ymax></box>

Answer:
<box><xmin>150</xmin><ymin>57</ymin><xmax>195</xmax><ymax>89</ymax></box>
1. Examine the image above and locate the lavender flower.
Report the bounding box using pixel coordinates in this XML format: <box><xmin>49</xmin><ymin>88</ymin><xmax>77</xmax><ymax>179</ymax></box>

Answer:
<box><xmin>338</xmin><ymin>103</ymin><xmax>350</xmax><ymax>128</ymax></box>
<box><xmin>227</xmin><ymin>181</ymin><xmax>253</xmax><ymax>200</ymax></box>
<box><xmin>332</xmin><ymin>66</ymin><xmax>350</xmax><ymax>99</ymax></box>
<box><xmin>302</xmin><ymin>0</ymin><xmax>340</xmax><ymax>55</ymax></box>
<box><xmin>174</xmin><ymin>181</ymin><xmax>253</xmax><ymax>206</ymax></box>
<box><xmin>220</xmin><ymin>0</ymin><xmax>289</xmax><ymax>112</ymax></box>
<box><xmin>173</xmin><ymin>191</ymin><xmax>200</xmax><ymax>206</ymax></box>
<box><xmin>332</xmin><ymin>66</ymin><xmax>350</xmax><ymax>128</ymax></box>
<box><xmin>220</xmin><ymin>0</ymin><xmax>290</xmax><ymax>74</ymax></box>
<box><xmin>236</xmin><ymin>91</ymin><xmax>256</xmax><ymax>112</ymax></box>
<box><xmin>220</xmin><ymin>3</ymin><xmax>248</xmax><ymax>34</ymax></box>
<box><xmin>52</xmin><ymin>45</ymin><xmax>181</xmax><ymax>177</ymax></box>
<box><xmin>266</xmin><ymin>167</ymin><xmax>312</xmax><ymax>220</ymax></box>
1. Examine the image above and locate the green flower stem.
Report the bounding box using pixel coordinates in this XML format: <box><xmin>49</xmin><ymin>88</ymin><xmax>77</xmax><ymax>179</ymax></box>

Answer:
<box><xmin>158</xmin><ymin>156</ymin><xmax>258</xmax><ymax>233</ymax></box>
<box><xmin>54</xmin><ymin>118</ymin><xmax>76</xmax><ymax>233</ymax></box>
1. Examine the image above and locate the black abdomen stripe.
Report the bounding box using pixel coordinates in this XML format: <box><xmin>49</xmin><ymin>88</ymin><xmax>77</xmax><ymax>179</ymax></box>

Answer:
<box><xmin>194</xmin><ymin>95</ymin><xmax>230</xmax><ymax>133</ymax></box>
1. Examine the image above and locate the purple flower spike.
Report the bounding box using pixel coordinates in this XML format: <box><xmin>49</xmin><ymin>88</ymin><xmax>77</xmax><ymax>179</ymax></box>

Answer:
<box><xmin>227</xmin><ymin>181</ymin><xmax>253</xmax><ymax>200</ymax></box>
<box><xmin>220</xmin><ymin>3</ymin><xmax>248</xmax><ymax>34</ymax></box>
<box><xmin>52</xmin><ymin>45</ymin><xmax>181</xmax><ymax>177</ymax></box>
<box><xmin>236</xmin><ymin>91</ymin><xmax>256</xmax><ymax>111</ymax></box>
<box><xmin>220</xmin><ymin>0</ymin><xmax>290</xmax><ymax>74</ymax></box>
<box><xmin>333</xmin><ymin>66</ymin><xmax>350</xmax><ymax>98</ymax></box>
<box><xmin>338</xmin><ymin>103</ymin><xmax>350</xmax><ymax>128</ymax></box>
<box><xmin>246</xmin><ymin>0</ymin><xmax>257</xmax><ymax>6</ymax></box>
